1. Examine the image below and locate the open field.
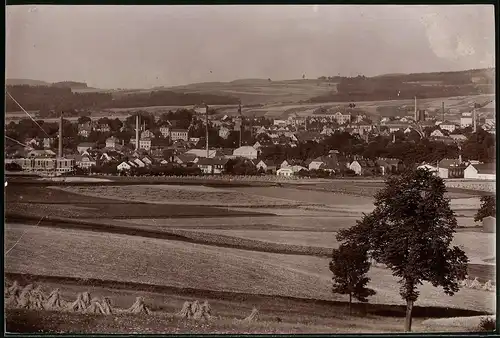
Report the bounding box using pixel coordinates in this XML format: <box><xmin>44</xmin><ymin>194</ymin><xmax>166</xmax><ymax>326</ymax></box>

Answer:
<box><xmin>5</xmin><ymin>224</ymin><xmax>495</xmax><ymax>314</ymax></box>
<box><xmin>5</xmin><ymin>182</ymin><xmax>495</xmax><ymax>333</ymax></box>
<box><xmin>121</xmin><ymin>216</ymin><xmax>358</xmax><ymax>231</ymax></box>
<box><xmin>49</xmin><ymin>185</ymin><xmax>307</xmax><ymax>207</ymax></box>
<box><xmin>6</xmin><ymin>276</ymin><xmax>470</xmax><ymax>334</ymax></box>
<box><xmin>167</xmin><ymin>79</ymin><xmax>336</xmax><ymax>106</ymax></box>
<box><xmin>175</xmin><ymin>229</ymin><xmax>495</xmax><ymax>264</ymax></box>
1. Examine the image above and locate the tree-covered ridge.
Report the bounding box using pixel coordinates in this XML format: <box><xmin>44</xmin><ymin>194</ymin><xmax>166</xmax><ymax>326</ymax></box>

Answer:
<box><xmin>5</xmin><ymin>85</ymin><xmax>240</xmax><ymax>113</ymax></box>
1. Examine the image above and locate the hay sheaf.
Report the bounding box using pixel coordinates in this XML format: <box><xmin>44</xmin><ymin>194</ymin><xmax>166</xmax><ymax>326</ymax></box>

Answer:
<box><xmin>126</xmin><ymin>296</ymin><xmax>152</xmax><ymax>315</ymax></box>
<box><xmin>175</xmin><ymin>300</ymin><xmax>212</xmax><ymax>321</ymax></box>
<box><xmin>85</xmin><ymin>297</ymin><xmax>113</xmax><ymax>315</ymax></box>
<box><xmin>67</xmin><ymin>292</ymin><xmax>92</xmax><ymax>312</ymax></box>
<box><xmin>242</xmin><ymin>308</ymin><xmax>259</xmax><ymax>323</ymax></box>
<box><xmin>45</xmin><ymin>288</ymin><xmax>66</xmax><ymax>310</ymax></box>
<box><xmin>459</xmin><ymin>277</ymin><xmax>495</xmax><ymax>292</ymax></box>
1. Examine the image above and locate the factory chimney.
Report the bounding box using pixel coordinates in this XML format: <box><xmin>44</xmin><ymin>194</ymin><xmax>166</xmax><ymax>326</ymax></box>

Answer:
<box><xmin>473</xmin><ymin>107</ymin><xmax>477</xmax><ymax>133</ymax></box>
<box><xmin>58</xmin><ymin>113</ymin><xmax>63</xmax><ymax>158</ymax></box>
<box><xmin>442</xmin><ymin>102</ymin><xmax>445</xmax><ymax>122</ymax></box>
<box><xmin>238</xmin><ymin>102</ymin><xmax>242</xmax><ymax>148</ymax></box>
<box><xmin>135</xmin><ymin>114</ymin><xmax>140</xmax><ymax>151</ymax></box>
<box><xmin>205</xmin><ymin>104</ymin><xmax>209</xmax><ymax>158</ymax></box>
<box><xmin>414</xmin><ymin>96</ymin><xmax>417</xmax><ymax>121</ymax></box>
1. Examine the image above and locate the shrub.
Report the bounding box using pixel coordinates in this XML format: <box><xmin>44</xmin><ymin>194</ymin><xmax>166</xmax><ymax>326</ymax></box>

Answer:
<box><xmin>477</xmin><ymin>317</ymin><xmax>496</xmax><ymax>332</ymax></box>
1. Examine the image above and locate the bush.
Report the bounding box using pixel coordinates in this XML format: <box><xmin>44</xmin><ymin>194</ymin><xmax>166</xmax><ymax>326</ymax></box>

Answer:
<box><xmin>477</xmin><ymin>317</ymin><xmax>496</xmax><ymax>332</ymax></box>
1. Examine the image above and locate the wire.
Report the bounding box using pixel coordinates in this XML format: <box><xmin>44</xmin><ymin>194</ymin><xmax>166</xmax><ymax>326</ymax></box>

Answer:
<box><xmin>6</xmin><ymin>91</ymin><xmax>51</xmax><ymax>138</ymax></box>
<box><xmin>5</xmin><ymin>135</ymin><xmax>34</xmax><ymax>150</ymax></box>
<box><xmin>5</xmin><ymin>215</ymin><xmax>46</xmax><ymax>256</ymax></box>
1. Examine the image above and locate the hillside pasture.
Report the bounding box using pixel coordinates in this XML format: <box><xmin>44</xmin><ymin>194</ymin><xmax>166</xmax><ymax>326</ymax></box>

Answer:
<box><xmin>4</xmin><ymin>224</ymin><xmax>494</xmax><ymax>314</ymax></box>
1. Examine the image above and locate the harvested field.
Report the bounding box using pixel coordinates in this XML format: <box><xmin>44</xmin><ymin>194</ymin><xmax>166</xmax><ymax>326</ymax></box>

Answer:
<box><xmin>228</xmin><ymin>186</ymin><xmax>375</xmax><ymax>211</ymax></box>
<box><xmin>49</xmin><ymin>185</ymin><xmax>305</xmax><ymax>207</ymax></box>
<box><xmin>174</xmin><ymin>228</ymin><xmax>495</xmax><ymax>266</ymax></box>
<box><xmin>421</xmin><ymin>315</ymin><xmax>495</xmax><ymax>332</ymax></box>
<box><xmin>452</xmin><ymin>231</ymin><xmax>496</xmax><ymax>265</ymax></box>
<box><xmin>6</xmin><ymin>201</ymin><xmax>269</xmax><ymax>220</ymax></box>
<box><xmin>5</xmin><ymin>308</ymin><xmax>422</xmax><ymax>334</ymax></box>
<box><xmin>182</xmin><ymin>230</ymin><xmax>339</xmax><ymax>248</ymax></box>
<box><xmin>4</xmin><ymin>225</ymin><xmax>494</xmax><ymax>313</ymax></box>
<box><xmin>122</xmin><ymin>216</ymin><xmax>358</xmax><ymax>231</ymax></box>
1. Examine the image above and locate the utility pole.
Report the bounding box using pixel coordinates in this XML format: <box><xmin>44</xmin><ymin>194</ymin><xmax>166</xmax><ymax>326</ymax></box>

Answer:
<box><xmin>205</xmin><ymin>103</ymin><xmax>209</xmax><ymax>158</ymax></box>
<box><xmin>238</xmin><ymin>101</ymin><xmax>242</xmax><ymax>148</ymax></box>
<box><xmin>414</xmin><ymin>96</ymin><xmax>417</xmax><ymax>121</ymax></box>
<box><xmin>473</xmin><ymin>103</ymin><xmax>477</xmax><ymax>133</ymax></box>
<box><xmin>442</xmin><ymin>102</ymin><xmax>445</xmax><ymax>122</ymax></box>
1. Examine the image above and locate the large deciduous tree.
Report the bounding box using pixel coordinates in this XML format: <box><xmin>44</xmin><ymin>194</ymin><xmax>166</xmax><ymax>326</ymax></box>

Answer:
<box><xmin>337</xmin><ymin>168</ymin><xmax>469</xmax><ymax>332</ymax></box>
<box><xmin>330</xmin><ymin>243</ymin><xmax>376</xmax><ymax>315</ymax></box>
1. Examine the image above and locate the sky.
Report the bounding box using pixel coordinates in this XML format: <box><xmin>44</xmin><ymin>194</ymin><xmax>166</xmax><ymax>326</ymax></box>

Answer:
<box><xmin>6</xmin><ymin>5</ymin><xmax>496</xmax><ymax>89</ymax></box>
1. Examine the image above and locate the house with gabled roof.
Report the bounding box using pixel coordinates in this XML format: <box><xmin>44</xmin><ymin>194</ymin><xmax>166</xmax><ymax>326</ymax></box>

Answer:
<box><xmin>464</xmin><ymin>163</ymin><xmax>495</xmax><ymax>180</ymax></box>
<box><xmin>255</xmin><ymin>159</ymin><xmax>277</xmax><ymax>173</ymax></box>
<box><xmin>196</xmin><ymin>157</ymin><xmax>229</xmax><ymax>175</ymax></box>
<box><xmin>77</xmin><ymin>142</ymin><xmax>95</xmax><ymax>154</ymax></box>
<box><xmin>349</xmin><ymin>159</ymin><xmax>377</xmax><ymax>176</ymax></box>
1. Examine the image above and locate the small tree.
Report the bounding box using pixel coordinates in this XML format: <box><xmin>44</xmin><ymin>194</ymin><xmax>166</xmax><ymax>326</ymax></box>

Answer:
<box><xmin>337</xmin><ymin>168</ymin><xmax>469</xmax><ymax>332</ymax></box>
<box><xmin>329</xmin><ymin>243</ymin><xmax>376</xmax><ymax>315</ymax></box>
<box><xmin>474</xmin><ymin>195</ymin><xmax>496</xmax><ymax>223</ymax></box>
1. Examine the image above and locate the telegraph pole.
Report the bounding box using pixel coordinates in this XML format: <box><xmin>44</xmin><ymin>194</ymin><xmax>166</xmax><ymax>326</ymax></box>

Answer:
<box><xmin>473</xmin><ymin>103</ymin><xmax>478</xmax><ymax>133</ymax></box>
<box><xmin>205</xmin><ymin>103</ymin><xmax>209</xmax><ymax>158</ymax></box>
<box><xmin>442</xmin><ymin>102</ymin><xmax>445</xmax><ymax>122</ymax></box>
<box><xmin>238</xmin><ymin>101</ymin><xmax>242</xmax><ymax>148</ymax></box>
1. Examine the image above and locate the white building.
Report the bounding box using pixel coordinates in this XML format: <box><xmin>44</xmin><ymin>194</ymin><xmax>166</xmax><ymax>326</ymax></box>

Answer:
<box><xmin>171</xmin><ymin>129</ymin><xmax>189</xmax><ymax>142</ymax></box>
<box><xmin>133</xmin><ymin>158</ymin><xmax>146</xmax><ymax>168</ymax></box>
<box><xmin>440</xmin><ymin>121</ymin><xmax>458</xmax><ymax>133</ymax></box>
<box><xmin>160</xmin><ymin>126</ymin><xmax>170</xmax><ymax>138</ymax></box>
<box><xmin>430</xmin><ymin>129</ymin><xmax>445</xmax><ymax>138</ymax></box>
<box><xmin>331</xmin><ymin>112</ymin><xmax>351</xmax><ymax>125</ymax></box>
<box><xmin>276</xmin><ymin>167</ymin><xmax>294</xmax><ymax>177</ymax></box>
<box><xmin>233</xmin><ymin>146</ymin><xmax>259</xmax><ymax>160</ymax></box>
<box><xmin>219</xmin><ymin>126</ymin><xmax>231</xmax><ymax>139</ymax></box>
<box><xmin>273</xmin><ymin>119</ymin><xmax>287</xmax><ymax>127</ymax></box>
<box><xmin>117</xmin><ymin>161</ymin><xmax>133</xmax><ymax>171</ymax></box>
<box><xmin>130</xmin><ymin>138</ymin><xmax>152</xmax><ymax>151</ymax></box>
<box><xmin>464</xmin><ymin>163</ymin><xmax>495</xmax><ymax>180</ymax></box>
<box><xmin>105</xmin><ymin>136</ymin><xmax>119</xmax><ymax>149</ymax></box>
<box><xmin>460</xmin><ymin>113</ymin><xmax>473</xmax><ymax>128</ymax></box>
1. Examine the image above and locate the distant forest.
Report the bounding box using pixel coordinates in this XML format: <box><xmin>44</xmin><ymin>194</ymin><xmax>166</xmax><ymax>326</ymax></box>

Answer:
<box><xmin>310</xmin><ymin>68</ymin><xmax>495</xmax><ymax>103</ymax></box>
<box><xmin>5</xmin><ymin>85</ymin><xmax>240</xmax><ymax>114</ymax></box>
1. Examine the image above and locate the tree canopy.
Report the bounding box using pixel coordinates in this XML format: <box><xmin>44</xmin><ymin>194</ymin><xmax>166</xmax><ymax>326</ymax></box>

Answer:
<box><xmin>337</xmin><ymin>168</ymin><xmax>469</xmax><ymax>331</ymax></box>
<box><xmin>474</xmin><ymin>195</ymin><xmax>496</xmax><ymax>222</ymax></box>
<box><xmin>330</xmin><ymin>243</ymin><xmax>376</xmax><ymax>315</ymax></box>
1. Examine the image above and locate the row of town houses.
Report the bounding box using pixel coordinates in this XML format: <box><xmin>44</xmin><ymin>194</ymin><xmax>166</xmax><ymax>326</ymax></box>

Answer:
<box><xmin>6</xmin><ymin>140</ymin><xmax>494</xmax><ymax>180</ymax></box>
<box><xmin>73</xmin><ymin>109</ymin><xmax>495</xmax><ymax>149</ymax></box>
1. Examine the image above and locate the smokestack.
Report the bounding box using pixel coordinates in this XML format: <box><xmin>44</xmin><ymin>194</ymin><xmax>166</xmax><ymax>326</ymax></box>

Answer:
<box><xmin>135</xmin><ymin>114</ymin><xmax>140</xmax><ymax>151</ymax></box>
<box><xmin>442</xmin><ymin>102</ymin><xmax>445</xmax><ymax>122</ymax></box>
<box><xmin>414</xmin><ymin>96</ymin><xmax>417</xmax><ymax>121</ymax></box>
<box><xmin>205</xmin><ymin>104</ymin><xmax>209</xmax><ymax>158</ymax></box>
<box><xmin>473</xmin><ymin>107</ymin><xmax>477</xmax><ymax>133</ymax></box>
<box><xmin>58</xmin><ymin>113</ymin><xmax>63</xmax><ymax>158</ymax></box>
<box><xmin>238</xmin><ymin>102</ymin><xmax>242</xmax><ymax>148</ymax></box>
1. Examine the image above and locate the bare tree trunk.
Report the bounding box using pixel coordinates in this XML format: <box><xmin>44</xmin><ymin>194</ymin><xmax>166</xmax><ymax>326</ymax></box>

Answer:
<box><xmin>405</xmin><ymin>299</ymin><xmax>413</xmax><ymax>332</ymax></box>
<box><xmin>349</xmin><ymin>293</ymin><xmax>352</xmax><ymax>315</ymax></box>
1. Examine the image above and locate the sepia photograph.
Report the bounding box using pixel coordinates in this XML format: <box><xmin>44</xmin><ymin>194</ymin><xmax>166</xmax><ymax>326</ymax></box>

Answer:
<box><xmin>4</xmin><ymin>4</ymin><xmax>496</xmax><ymax>334</ymax></box>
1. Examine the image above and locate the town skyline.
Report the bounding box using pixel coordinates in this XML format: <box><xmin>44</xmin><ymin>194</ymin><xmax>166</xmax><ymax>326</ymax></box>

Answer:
<box><xmin>6</xmin><ymin>5</ymin><xmax>495</xmax><ymax>89</ymax></box>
